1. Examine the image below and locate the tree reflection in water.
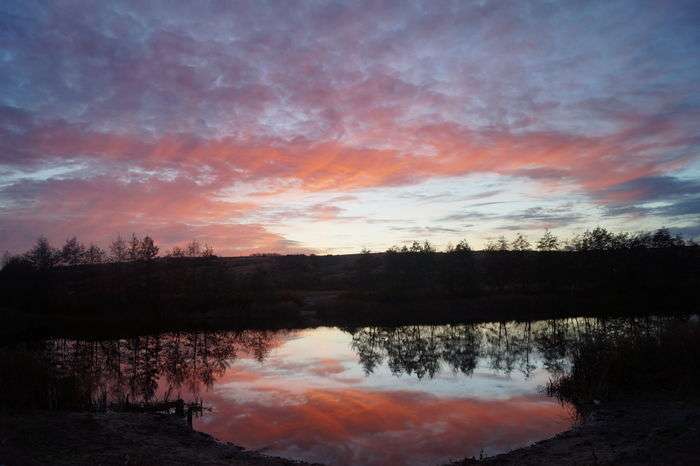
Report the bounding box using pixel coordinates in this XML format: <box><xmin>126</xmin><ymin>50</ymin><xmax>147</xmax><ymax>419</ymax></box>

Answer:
<box><xmin>10</xmin><ymin>315</ymin><xmax>684</xmax><ymax>410</ymax></box>
<box><xmin>347</xmin><ymin>315</ymin><xmax>683</xmax><ymax>380</ymax></box>
<box><xmin>42</xmin><ymin>330</ymin><xmax>284</xmax><ymax>406</ymax></box>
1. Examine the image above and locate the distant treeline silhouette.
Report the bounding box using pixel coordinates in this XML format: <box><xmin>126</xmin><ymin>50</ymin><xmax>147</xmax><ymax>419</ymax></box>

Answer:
<box><xmin>1</xmin><ymin>234</ymin><xmax>215</xmax><ymax>270</ymax></box>
<box><xmin>364</xmin><ymin>227</ymin><xmax>698</xmax><ymax>300</ymax></box>
<box><xmin>0</xmin><ymin>227</ymin><xmax>697</xmax><ymax>319</ymax></box>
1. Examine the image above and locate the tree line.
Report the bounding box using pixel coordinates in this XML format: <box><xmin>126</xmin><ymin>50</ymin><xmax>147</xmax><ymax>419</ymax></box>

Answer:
<box><xmin>0</xmin><ymin>226</ymin><xmax>696</xmax><ymax>320</ymax></box>
<box><xmin>482</xmin><ymin>227</ymin><xmax>689</xmax><ymax>252</ymax></box>
<box><xmin>356</xmin><ymin>227</ymin><xmax>698</xmax><ymax>300</ymax></box>
<box><xmin>1</xmin><ymin>235</ymin><xmax>215</xmax><ymax>271</ymax></box>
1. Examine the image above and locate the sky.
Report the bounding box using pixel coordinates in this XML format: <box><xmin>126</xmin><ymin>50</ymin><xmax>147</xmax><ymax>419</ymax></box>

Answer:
<box><xmin>1</xmin><ymin>0</ymin><xmax>699</xmax><ymax>255</ymax></box>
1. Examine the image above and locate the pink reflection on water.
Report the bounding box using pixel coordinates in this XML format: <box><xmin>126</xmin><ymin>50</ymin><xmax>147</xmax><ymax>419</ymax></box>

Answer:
<box><xmin>195</xmin><ymin>385</ymin><xmax>571</xmax><ymax>466</ymax></box>
<box><xmin>174</xmin><ymin>327</ymin><xmax>575</xmax><ymax>466</ymax></box>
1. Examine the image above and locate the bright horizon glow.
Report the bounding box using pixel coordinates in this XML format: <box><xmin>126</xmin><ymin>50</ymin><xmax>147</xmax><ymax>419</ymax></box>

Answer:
<box><xmin>1</xmin><ymin>1</ymin><xmax>699</xmax><ymax>255</ymax></box>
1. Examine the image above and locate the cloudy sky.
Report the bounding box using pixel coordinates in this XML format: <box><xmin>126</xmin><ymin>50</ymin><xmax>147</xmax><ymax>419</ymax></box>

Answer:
<box><xmin>1</xmin><ymin>0</ymin><xmax>699</xmax><ymax>255</ymax></box>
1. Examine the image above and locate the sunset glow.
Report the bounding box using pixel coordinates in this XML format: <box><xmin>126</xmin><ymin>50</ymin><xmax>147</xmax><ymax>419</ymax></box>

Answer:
<box><xmin>1</xmin><ymin>1</ymin><xmax>699</xmax><ymax>254</ymax></box>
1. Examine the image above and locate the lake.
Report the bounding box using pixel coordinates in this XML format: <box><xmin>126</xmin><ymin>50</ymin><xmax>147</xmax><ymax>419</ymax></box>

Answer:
<box><xmin>26</xmin><ymin>316</ymin><xmax>682</xmax><ymax>466</ymax></box>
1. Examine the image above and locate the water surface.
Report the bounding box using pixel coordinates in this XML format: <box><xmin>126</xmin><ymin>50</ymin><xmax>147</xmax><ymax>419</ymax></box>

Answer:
<box><xmin>33</xmin><ymin>316</ymin><xmax>688</xmax><ymax>465</ymax></box>
<box><xmin>189</xmin><ymin>323</ymin><xmax>574</xmax><ymax>465</ymax></box>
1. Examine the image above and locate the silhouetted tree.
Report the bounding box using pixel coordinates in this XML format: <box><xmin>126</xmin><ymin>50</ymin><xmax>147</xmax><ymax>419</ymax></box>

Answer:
<box><xmin>201</xmin><ymin>243</ymin><xmax>215</xmax><ymax>257</ymax></box>
<box><xmin>83</xmin><ymin>244</ymin><xmax>106</xmax><ymax>264</ymax></box>
<box><xmin>168</xmin><ymin>246</ymin><xmax>186</xmax><ymax>258</ymax></box>
<box><xmin>109</xmin><ymin>235</ymin><xmax>128</xmax><ymax>262</ymax></box>
<box><xmin>537</xmin><ymin>230</ymin><xmax>559</xmax><ymax>251</ymax></box>
<box><xmin>511</xmin><ymin>233</ymin><xmax>531</xmax><ymax>251</ymax></box>
<box><xmin>164</xmin><ymin>240</ymin><xmax>215</xmax><ymax>258</ymax></box>
<box><xmin>27</xmin><ymin>236</ymin><xmax>59</xmax><ymax>270</ymax></box>
<box><xmin>127</xmin><ymin>234</ymin><xmax>141</xmax><ymax>261</ymax></box>
<box><xmin>626</xmin><ymin>231</ymin><xmax>653</xmax><ymax>249</ymax></box>
<box><xmin>139</xmin><ymin>236</ymin><xmax>159</xmax><ymax>261</ymax></box>
<box><xmin>609</xmin><ymin>232</ymin><xmax>630</xmax><ymax>249</ymax></box>
<box><xmin>651</xmin><ymin>227</ymin><xmax>684</xmax><ymax>248</ymax></box>
<box><xmin>486</xmin><ymin>236</ymin><xmax>509</xmax><ymax>251</ymax></box>
<box><xmin>382</xmin><ymin>240</ymin><xmax>438</xmax><ymax>297</ymax></box>
<box><xmin>576</xmin><ymin>227</ymin><xmax>614</xmax><ymax>251</ymax></box>
<box><xmin>185</xmin><ymin>240</ymin><xmax>201</xmax><ymax>257</ymax></box>
<box><xmin>61</xmin><ymin>236</ymin><xmax>85</xmax><ymax>266</ymax></box>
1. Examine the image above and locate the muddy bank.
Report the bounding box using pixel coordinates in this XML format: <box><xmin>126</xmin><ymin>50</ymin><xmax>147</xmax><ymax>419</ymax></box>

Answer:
<box><xmin>449</xmin><ymin>401</ymin><xmax>700</xmax><ymax>465</ymax></box>
<box><xmin>2</xmin><ymin>405</ymin><xmax>699</xmax><ymax>465</ymax></box>
<box><xmin>0</xmin><ymin>411</ymin><xmax>319</xmax><ymax>466</ymax></box>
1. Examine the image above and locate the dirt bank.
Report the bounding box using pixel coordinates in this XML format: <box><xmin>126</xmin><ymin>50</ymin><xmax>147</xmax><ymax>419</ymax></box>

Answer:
<box><xmin>449</xmin><ymin>401</ymin><xmax>700</xmax><ymax>465</ymax></box>
<box><xmin>0</xmin><ymin>411</ymin><xmax>318</xmax><ymax>466</ymax></box>
<box><xmin>2</xmin><ymin>402</ymin><xmax>700</xmax><ymax>465</ymax></box>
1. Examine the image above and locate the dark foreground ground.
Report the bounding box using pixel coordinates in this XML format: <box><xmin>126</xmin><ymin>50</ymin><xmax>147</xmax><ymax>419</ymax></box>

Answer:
<box><xmin>450</xmin><ymin>401</ymin><xmax>700</xmax><ymax>466</ymax></box>
<box><xmin>0</xmin><ymin>411</ymin><xmax>319</xmax><ymax>466</ymax></box>
<box><xmin>2</xmin><ymin>402</ymin><xmax>699</xmax><ymax>465</ymax></box>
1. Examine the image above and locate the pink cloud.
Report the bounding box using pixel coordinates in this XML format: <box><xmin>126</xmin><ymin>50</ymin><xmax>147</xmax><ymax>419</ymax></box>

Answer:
<box><xmin>2</xmin><ymin>1</ymin><xmax>698</xmax><ymax>252</ymax></box>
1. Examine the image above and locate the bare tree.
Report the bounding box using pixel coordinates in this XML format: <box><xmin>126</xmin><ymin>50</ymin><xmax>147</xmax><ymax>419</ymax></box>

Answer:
<box><xmin>168</xmin><ymin>246</ymin><xmax>185</xmax><ymax>258</ymax></box>
<box><xmin>109</xmin><ymin>235</ymin><xmax>128</xmax><ymax>262</ymax></box>
<box><xmin>202</xmin><ymin>243</ymin><xmax>215</xmax><ymax>257</ymax></box>
<box><xmin>185</xmin><ymin>240</ymin><xmax>201</xmax><ymax>257</ymax></box>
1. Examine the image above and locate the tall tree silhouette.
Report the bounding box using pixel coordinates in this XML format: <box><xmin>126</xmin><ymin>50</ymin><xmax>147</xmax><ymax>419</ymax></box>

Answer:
<box><xmin>60</xmin><ymin>237</ymin><xmax>85</xmax><ymax>266</ymax></box>
<box><xmin>27</xmin><ymin>236</ymin><xmax>58</xmax><ymax>270</ymax></box>
<box><xmin>139</xmin><ymin>236</ymin><xmax>159</xmax><ymax>261</ymax></box>
<box><xmin>127</xmin><ymin>234</ymin><xmax>141</xmax><ymax>261</ymax></box>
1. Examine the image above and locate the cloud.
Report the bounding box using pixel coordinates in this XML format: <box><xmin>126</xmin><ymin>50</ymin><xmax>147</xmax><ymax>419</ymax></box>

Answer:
<box><xmin>600</xmin><ymin>177</ymin><xmax>700</xmax><ymax>231</ymax></box>
<box><xmin>438</xmin><ymin>204</ymin><xmax>584</xmax><ymax>231</ymax></box>
<box><xmin>595</xmin><ymin>176</ymin><xmax>700</xmax><ymax>204</ymax></box>
<box><xmin>389</xmin><ymin>226</ymin><xmax>463</xmax><ymax>235</ymax></box>
<box><xmin>0</xmin><ymin>175</ymin><xmax>300</xmax><ymax>254</ymax></box>
<box><xmin>1</xmin><ymin>1</ymin><xmax>699</xmax><ymax>252</ymax></box>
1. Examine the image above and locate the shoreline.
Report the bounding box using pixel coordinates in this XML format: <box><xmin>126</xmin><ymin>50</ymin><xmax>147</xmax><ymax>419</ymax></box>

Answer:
<box><xmin>0</xmin><ymin>410</ymin><xmax>319</xmax><ymax>466</ymax></box>
<box><xmin>2</xmin><ymin>289</ymin><xmax>694</xmax><ymax>342</ymax></box>
<box><xmin>447</xmin><ymin>401</ymin><xmax>700</xmax><ymax>465</ymax></box>
<box><xmin>2</xmin><ymin>401</ymin><xmax>699</xmax><ymax>465</ymax></box>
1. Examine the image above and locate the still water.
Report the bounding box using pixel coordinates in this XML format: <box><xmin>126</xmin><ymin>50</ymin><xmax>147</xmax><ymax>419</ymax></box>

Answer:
<box><xmin>189</xmin><ymin>324</ymin><xmax>572</xmax><ymax>465</ymax></box>
<box><xmin>38</xmin><ymin>317</ymin><xmax>671</xmax><ymax>465</ymax></box>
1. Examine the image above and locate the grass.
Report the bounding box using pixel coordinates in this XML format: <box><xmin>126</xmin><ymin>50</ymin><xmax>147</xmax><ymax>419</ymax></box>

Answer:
<box><xmin>546</xmin><ymin>318</ymin><xmax>700</xmax><ymax>410</ymax></box>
